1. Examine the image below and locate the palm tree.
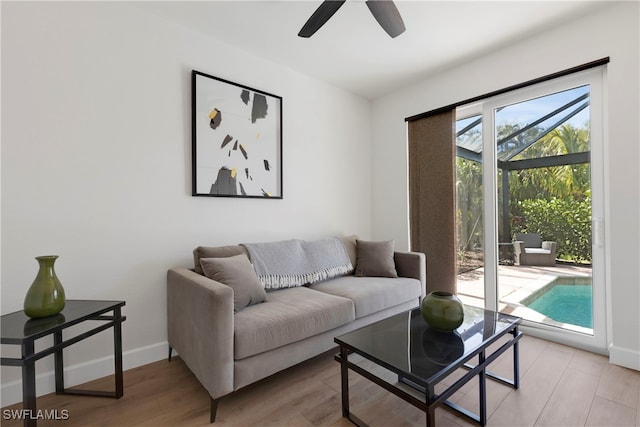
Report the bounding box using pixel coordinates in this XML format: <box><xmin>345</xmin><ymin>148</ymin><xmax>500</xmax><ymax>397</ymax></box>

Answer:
<box><xmin>509</xmin><ymin>123</ymin><xmax>590</xmax><ymax>200</ymax></box>
<box><xmin>545</xmin><ymin>124</ymin><xmax>591</xmax><ymax>196</ymax></box>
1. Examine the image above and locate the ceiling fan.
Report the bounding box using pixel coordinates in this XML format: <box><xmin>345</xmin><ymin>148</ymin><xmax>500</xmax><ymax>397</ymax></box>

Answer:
<box><xmin>298</xmin><ymin>0</ymin><xmax>406</xmax><ymax>39</ymax></box>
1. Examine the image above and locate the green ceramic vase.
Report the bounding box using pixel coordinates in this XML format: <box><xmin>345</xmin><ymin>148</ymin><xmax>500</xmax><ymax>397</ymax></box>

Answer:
<box><xmin>23</xmin><ymin>255</ymin><xmax>66</xmax><ymax>319</ymax></box>
<box><xmin>420</xmin><ymin>291</ymin><xmax>464</xmax><ymax>332</ymax></box>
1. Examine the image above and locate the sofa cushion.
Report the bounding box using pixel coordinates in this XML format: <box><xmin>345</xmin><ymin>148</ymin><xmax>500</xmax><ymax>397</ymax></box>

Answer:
<box><xmin>310</xmin><ymin>276</ymin><xmax>421</xmax><ymax>319</ymax></box>
<box><xmin>200</xmin><ymin>255</ymin><xmax>266</xmax><ymax>313</ymax></box>
<box><xmin>355</xmin><ymin>239</ymin><xmax>398</xmax><ymax>278</ymax></box>
<box><xmin>193</xmin><ymin>245</ymin><xmax>248</xmax><ymax>275</ymax></box>
<box><xmin>233</xmin><ymin>287</ymin><xmax>355</xmax><ymax>360</ymax></box>
<box><xmin>525</xmin><ymin>248</ymin><xmax>552</xmax><ymax>255</ymax></box>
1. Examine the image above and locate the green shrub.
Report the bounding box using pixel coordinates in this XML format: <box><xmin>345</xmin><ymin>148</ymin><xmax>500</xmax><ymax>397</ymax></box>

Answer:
<box><xmin>511</xmin><ymin>196</ymin><xmax>592</xmax><ymax>263</ymax></box>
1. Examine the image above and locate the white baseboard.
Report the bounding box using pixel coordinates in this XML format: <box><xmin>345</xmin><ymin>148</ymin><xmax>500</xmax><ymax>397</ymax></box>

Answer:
<box><xmin>0</xmin><ymin>341</ymin><xmax>169</xmax><ymax>407</ymax></box>
<box><xmin>609</xmin><ymin>343</ymin><xmax>640</xmax><ymax>371</ymax></box>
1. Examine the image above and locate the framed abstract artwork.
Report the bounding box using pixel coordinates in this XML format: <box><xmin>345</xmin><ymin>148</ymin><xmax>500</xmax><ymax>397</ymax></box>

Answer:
<box><xmin>192</xmin><ymin>70</ymin><xmax>283</xmax><ymax>198</ymax></box>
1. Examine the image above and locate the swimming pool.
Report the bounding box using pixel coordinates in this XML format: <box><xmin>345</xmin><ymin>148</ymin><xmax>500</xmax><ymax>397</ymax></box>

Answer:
<box><xmin>523</xmin><ymin>277</ymin><xmax>593</xmax><ymax>328</ymax></box>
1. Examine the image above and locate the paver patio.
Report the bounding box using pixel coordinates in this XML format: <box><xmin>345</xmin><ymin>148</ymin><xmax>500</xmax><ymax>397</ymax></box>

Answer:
<box><xmin>457</xmin><ymin>263</ymin><xmax>593</xmax><ymax>333</ymax></box>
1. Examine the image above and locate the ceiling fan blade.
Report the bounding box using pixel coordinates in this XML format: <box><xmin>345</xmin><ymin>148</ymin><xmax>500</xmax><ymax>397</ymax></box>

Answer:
<box><xmin>298</xmin><ymin>0</ymin><xmax>346</xmax><ymax>38</ymax></box>
<box><xmin>365</xmin><ymin>0</ymin><xmax>406</xmax><ymax>38</ymax></box>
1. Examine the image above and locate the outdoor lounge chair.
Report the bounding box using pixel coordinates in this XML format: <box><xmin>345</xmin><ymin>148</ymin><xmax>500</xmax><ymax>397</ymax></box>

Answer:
<box><xmin>513</xmin><ymin>233</ymin><xmax>557</xmax><ymax>266</ymax></box>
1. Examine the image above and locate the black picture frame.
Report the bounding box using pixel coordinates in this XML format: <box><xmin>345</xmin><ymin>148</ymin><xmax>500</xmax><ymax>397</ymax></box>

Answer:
<box><xmin>192</xmin><ymin>70</ymin><xmax>283</xmax><ymax>198</ymax></box>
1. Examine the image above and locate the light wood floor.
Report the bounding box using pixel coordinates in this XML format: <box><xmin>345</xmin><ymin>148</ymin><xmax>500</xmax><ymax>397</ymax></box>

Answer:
<box><xmin>2</xmin><ymin>335</ymin><xmax>639</xmax><ymax>426</ymax></box>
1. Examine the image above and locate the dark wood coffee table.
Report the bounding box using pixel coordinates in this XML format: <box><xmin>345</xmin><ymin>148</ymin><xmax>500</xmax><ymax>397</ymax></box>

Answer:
<box><xmin>335</xmin><ymin>305</ymin><xmax>521</xmax><ymax>426</ymax></box>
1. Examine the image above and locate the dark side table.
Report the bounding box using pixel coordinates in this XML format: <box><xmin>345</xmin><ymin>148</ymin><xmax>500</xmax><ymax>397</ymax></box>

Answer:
<box><xmin>1</xmin><ymin>300</ymin><xmax>126</xmax><ymax>427</ymax></box>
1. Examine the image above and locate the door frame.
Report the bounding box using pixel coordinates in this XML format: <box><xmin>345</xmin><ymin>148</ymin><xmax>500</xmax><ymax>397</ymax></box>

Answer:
<box><xmin>456</xmin><ymin>67</ymin><xmax>608</xmax><ymax>353</ymax></box>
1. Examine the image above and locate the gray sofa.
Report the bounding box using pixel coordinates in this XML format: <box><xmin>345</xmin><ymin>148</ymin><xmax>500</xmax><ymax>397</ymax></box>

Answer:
<box><xmin>166</xmin><ymin>236</ymin><xmax>426</xmax><ymax>422</ymax></box>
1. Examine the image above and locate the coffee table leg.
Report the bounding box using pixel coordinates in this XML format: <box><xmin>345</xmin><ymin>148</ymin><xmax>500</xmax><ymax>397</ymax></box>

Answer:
<box><xmin>512</xmin><ymin>327</ymin><xmax>520</xmax><ymax>389</ymax></box>
<box><xmin>339</xmin><ymin>345</ymin><xmax>350</xmax><ymax>418</ymax></box>
<box><xmin>426</xmin><ymin>407</ymin><xmax>435</xmax><ymax>427</ymax></box>
<box><xmin>478</xmin><ymin>350</ymin><xmax>487</xmax><ymax>426</ymax></box>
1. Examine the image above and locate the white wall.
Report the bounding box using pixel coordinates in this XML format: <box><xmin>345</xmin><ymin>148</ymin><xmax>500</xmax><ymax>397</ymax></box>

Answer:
<box><xmin>370</xmin><ymin>2</ymin><xmax>640</xmax><ymax>369</ymax></box>
<box><xmin>0</xmin><ymin>2</ymin><xmax>371</xmax><ymax>404</ymax></box>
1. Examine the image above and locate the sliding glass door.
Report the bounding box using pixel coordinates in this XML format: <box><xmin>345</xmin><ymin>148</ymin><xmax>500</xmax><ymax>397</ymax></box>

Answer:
<box><xmin>456</xmin><ymin>68</ymin><xmax>606</xmax><ymax>352</ymax></box>
<box><xmin>456</xmin><ymin>113</ymin><xmax>485</xmax><ymax>306</ymax></box>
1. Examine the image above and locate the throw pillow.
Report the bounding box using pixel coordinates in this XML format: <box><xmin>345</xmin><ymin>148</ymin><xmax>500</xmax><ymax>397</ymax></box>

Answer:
<box><xmin>355</xmin><ymin>239</ymin><xmax>398</xmax><ymax>278</ymax></box>
<box><xmin>200</xmin><ymin>254</ymin><xmax>266</xmax><ymax>313</ymax></box>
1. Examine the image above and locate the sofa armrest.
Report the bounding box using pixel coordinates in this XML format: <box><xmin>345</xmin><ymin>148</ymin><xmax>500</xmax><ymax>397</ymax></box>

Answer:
<box><xmin>542</xmin><ymin>241</ymin><xmax>557</xmax><ymax>256</ymax></box>
<box><xmin>513</xmin><ymin>241</ymin><xmax>525</xmax><ymax>256</ymax></box>
<box><xmin>167</xmin><ymin>267</ymin><xmax>234</xmax><ymax>399</ymax></box>
<box><xmin>394</xmin><ymin>251</ymin><xmax>427</xmax><ymax>298</ymax></box>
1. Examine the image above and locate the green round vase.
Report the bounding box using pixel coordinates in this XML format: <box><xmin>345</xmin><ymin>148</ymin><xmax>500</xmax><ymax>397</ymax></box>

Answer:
<box><xmin>23</xmin><ymin>255</ymin><xmax>66</xmax><ymax>319</ymax></box>
<box><xmin>420</xmin><ymin>291</ymin><xmax>464</xmax><ymax>332</ymax></box>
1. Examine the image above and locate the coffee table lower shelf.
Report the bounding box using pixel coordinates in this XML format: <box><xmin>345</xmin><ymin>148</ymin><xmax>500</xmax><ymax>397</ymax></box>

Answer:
<box><xmin>335</xmin><ymin>322</ymin><xmax>521</xmax><ymax>427</ymax></box>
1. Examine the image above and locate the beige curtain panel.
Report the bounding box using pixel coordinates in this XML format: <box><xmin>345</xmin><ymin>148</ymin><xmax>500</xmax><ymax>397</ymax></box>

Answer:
<box><xmin>407</xmin><ymin>109</ymin><xmax>457</xmax><ymax>295</ymax></box>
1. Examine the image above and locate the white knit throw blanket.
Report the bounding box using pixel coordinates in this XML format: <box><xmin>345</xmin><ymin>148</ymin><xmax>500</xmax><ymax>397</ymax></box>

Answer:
<box><xmin>241</xmin><ymin>238</ymin><xmax>353</xmax><ymax>289</ymax></box>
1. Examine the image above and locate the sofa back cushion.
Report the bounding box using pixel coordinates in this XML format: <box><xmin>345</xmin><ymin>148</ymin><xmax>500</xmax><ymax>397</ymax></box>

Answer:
<box><xmin>193</xmin><ymin>245</ymin><xmax>249</xmax><ymax>275</ymax></box>
<box><xmin>514</xmin><ymin>233</ymin><xmax>542</xmax><ymax>248</ymax></box>
<box><xmin>241</xmin><ymin>238</ymin><xmax>353</xmax><ymax>289</ymax></box>
<box><xmin>338</xmin><ymin>235</ymin><xmax>358</xmax><ymax>268</ymax></box>
<box><xmin>200</xmin><ymin>254</ymin><xmax>266</xmax><ymax>312</ymax></box>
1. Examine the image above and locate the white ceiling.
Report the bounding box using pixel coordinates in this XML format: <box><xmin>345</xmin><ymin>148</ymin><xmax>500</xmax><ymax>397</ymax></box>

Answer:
<box><xmin>135</xmin><ymin>1</ymin><xmax>607</xmax><ymax>99</ymax></box>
